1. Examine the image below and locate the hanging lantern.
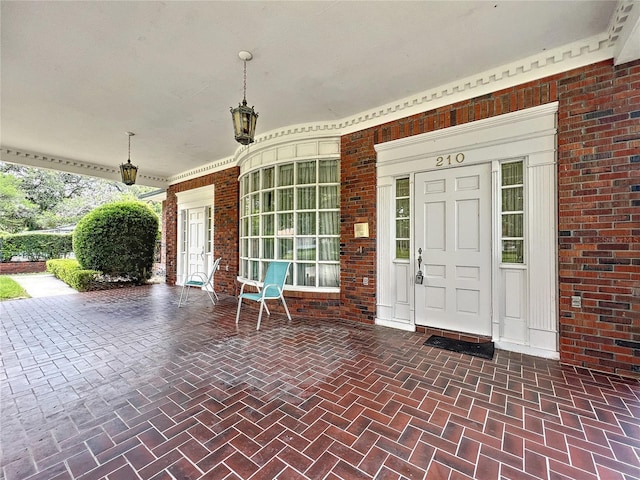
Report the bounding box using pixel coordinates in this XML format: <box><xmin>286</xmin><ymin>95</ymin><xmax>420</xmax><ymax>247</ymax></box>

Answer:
<box><xmin>231</xmin><ymin>51</ymin><xmax>258</xmax><ymax>145</ymax></box>
<box><xmin>119</xmin><ymin>132</ymin><xmax>138</xmax><ymax>186</ymax></box>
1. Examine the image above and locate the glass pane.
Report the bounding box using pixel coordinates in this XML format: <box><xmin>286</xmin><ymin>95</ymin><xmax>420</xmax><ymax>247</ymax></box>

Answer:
<box><xmin>263</xmin><ymin>190</ymin><xmax>274</xmax><ymax>212</ymax></box>
<box><xmin>319</xmin><ymin>186</ymin><xmax>338</xmax><ymax>209</ymax></box>
<box><xmin>396</xmin><ymin>198</ymin><xmax>409</xmax><ymax>218</ymax></box>
<box><xmin>297</xmin><ymin>161</ymin><xmax>316</xmax><ymax>184</ymax></box>
<box><xmin>319</xmin><ymin>212</ymin><xmax>338</xmax><ymax>235</ymax></box>
<box><xmin>241</xmin><ymin>238</ymin><xmax>248</xmax><ymax>256</ymax></box>
<box><xmin>297</xmin><ymin>212</ymin><xmax>316</xmax><ymax>235</ymax></box>
<box><xmin>297</xmin><ymin>186</ymin><xmax>316</xmax><ymax>210</ymax></box>
<box><xmin>318</xmin><ymin>264</ymin><xmax>340</xmax><ymax>287</ymax></box>
<box><xmin>241</xmin><ymin>197</ymin><xmax>249</xmax><ymax>217</ymax></box>
<box><xmin>262</xmin><ymin>167</ymin><xmax>274</xmax><ymax>189</ymax></box>
<box><xmin>251</xmin><ymin>215</ymin><xmax>259</xmax><ymax>236</ymax></box>
<box><xmin>319</xmin><ymin>237</ymin><xmax>339</xmax><ymax>261</ymax></box>
<box><xmin>396</xmin><ymin>219</ymin><xmax>410</xmax><ymax>239</ymax></box>
<box><xmin>396</xmin><ymin>178</ymin><xmax>410</xmax><ymax>197</ymax></box>
<box><xmin>277</xmin><ymin>213</ymin><xmax>293</xmax><ymax>236</ymax></box>
<box><xmin>263</xmin><ymin>238</ymin><xmax>274</xmax><ymax>259</ymax></box>
<box><xmin>241</xmin><ymin>217</ymin><xmax>249</xmax><ymax>237</ymax></box>
<box><xmin>502</xmin><ymin>214</ymin><xmax>523</xmax><ymax>237</ymax></box>
<box><xmin>250</xmin><ymin>260</ymin><xmax>259</xmax><ymax>280</ymax></box>
<box><xmin>251</xmin><ymin>171</ymin><xmax>260</xmax><ymax>192</ymax></box>
<box><xmin>502</xmin><ymin>162</ymin><xmax>523</xmax><ymax>186</ymax></box>
<box><xmin>241</xmin><ymin>259</ymin><xmax>248</xmax><ymax>277</ymax></box>
<box><xmin>250</xmin><ymin>238</ymin><xmax>259</xmax><ymax>257</ymax></box>
<box><xmin>278</xmin><ymin>238</ymin><xmax>293</xmax><ymax>259</ymax></box>
<box><xmin>319</xmin><ymin>159</ymin><xmax>339</xmax><ymax>183</ymax></box>
<box><xmin>262</xmin><ymin>214</ymin><xmax>274</xmax><ymax>236</ymax></box>
<box><xmin>396</xmin><ymin>240</ymin><xmax>410</xmax><ymax>259</ymax></box>
<box><xmin>278</xmin><ymin>164</ymin><xmax>294</xmax><ymax>186</ymax></box>
<box><xmin>502</xmin><ymin>240</ymin><xmax>524</xmax><ymax>263</ymax></box>
<box><xmin>296</xmin><ymin>238</ymin><xmax>316</xmax><ymax>260</ymax></box>
<box><xmin>277</xmin><ymin>188</ymin><xmax>293</xmax><ymax>211</ymax></box>
<box><xmin>242</xmin><ymin>175</ymin><xmax>249</xmax><ymax>195</ymax></box>
<box><xmin>297</xmin><ymin>263</ymin><xmax>316</xmax><ymax>286</ymax></box>
<box><xmin>502</xmin><ymin>187</ymin><xmax>523</xmax><ymax>212</ymax></box>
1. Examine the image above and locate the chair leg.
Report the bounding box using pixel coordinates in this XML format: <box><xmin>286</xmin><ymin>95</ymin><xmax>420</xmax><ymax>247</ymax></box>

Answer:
<box><xmin>257</xmin><ymin>301</ymin><xmax>265</xmax><ymax>330</ymax></box>
<box><xmin>235</xmin><ymin>297</ymin><xmax>243</xmax><ymax>324</ymax></box>
<box><xmin>281</xmin><ymin>296</ymin><xmax>292</xmax><ymax>321</ymax></box>
<box><xmin>178</xmin><ymin>285</ymin><xmax>187</xmax><ymax>307</ymax></box>
<box><xmin>205</xmin><ymin>288</ymin><xmax>215</xmax><ymax>305</ymax></box>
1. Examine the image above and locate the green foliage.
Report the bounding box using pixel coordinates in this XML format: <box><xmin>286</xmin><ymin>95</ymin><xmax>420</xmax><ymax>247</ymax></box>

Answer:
<box><xmin>73</xmin><ymin>201</ymin><xmax>159</xmax><ymax>283</ymax></box>
<box><xmin>0</xmin><ymin>276</ymin><xmax>29</xmax><ymax>300</ymax></box>
<box><xmin>46</xmin><ymin>259</ymin><xmax>98</xmax><ymax>292</ymax></box>
<box><xmin>0</xmin><ymin>173</ymin><xmax>38</xmax><ymax>232</ymax></box>
<box><xmin>0</xmin><ymin>162</ymin><xmax>162</xmax><ymax>231</ymax></box>
<box><xmin>0</xmin><ymin>233</ymin><xmax>73</xmax><ymax>262</ymax></box>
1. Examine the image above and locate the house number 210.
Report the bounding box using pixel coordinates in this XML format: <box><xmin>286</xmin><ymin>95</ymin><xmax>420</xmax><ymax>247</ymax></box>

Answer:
<box><xmin>435</xmin><ymin>153</ymin><xmax>465</xmax><ymax>167</ymax></box>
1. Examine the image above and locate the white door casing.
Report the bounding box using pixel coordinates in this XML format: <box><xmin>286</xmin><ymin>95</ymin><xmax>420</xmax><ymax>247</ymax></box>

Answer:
<box><xmin>176</xmin><ymin>185</ymin><xmax>215</xmax><ymax>286</ymax></box>
<box><xmin>375</xmin><ymin>102</ymin><xmax>559</xmax><ymax>359</ymax></box>
<box><xmin>415</xmin><ymin>164</ymin><xmax>492</xmax><ymax>336</ymax></box>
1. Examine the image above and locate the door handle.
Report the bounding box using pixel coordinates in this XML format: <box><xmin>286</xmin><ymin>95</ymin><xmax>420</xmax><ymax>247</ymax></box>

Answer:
<box><xmin>416</xmin><ymin>248</ymin><xmax>423</xmax><ymax>284</ymax></box>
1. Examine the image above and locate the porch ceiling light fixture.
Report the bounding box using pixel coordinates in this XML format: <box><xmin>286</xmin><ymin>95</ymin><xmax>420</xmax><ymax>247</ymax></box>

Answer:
<box><xmin>230</xmin><ymin>51</ymin><xmax>259</xmax><ymax>145</ymax></box>
<box><xmin>119</xmin><ymin>131</ymin><xmax>138</xmax><ymax>186</ymax></box>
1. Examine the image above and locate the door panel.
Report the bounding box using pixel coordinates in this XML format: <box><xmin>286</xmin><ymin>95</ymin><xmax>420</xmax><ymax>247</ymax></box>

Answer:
<box><xmin>187</xmin><ymin>208</ymin><xmax>206</xmax><ymax>277</ymax></box>
<box><xmin>415</xmin><ymin>164</ymin><xmax>491</xmax><ymax>336</ymax></box>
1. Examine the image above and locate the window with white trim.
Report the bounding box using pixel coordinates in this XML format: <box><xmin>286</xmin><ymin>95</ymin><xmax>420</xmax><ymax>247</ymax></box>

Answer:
<box><xmin>395</xmin><ymin>178</ymin><xmax>410</xmax><ymax>259</ymax></box>
<box><xmin>501</xmin><ymin>161</ymin><xmax>524</xmax><ymax>263</ymax></box>
<box><xmin>239</xmin><ymin>159</ymin><xmax>340</xmax><ymax>288</ymax></box>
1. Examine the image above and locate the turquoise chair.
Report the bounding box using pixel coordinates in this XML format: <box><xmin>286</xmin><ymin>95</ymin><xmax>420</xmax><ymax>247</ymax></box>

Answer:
<box><xmin>178</xmin><ymin>257</ymin><xmax>221</xmax><ymax>307</ymax></box>
<box><xmin>236</xmin><ymin>261</ymin><xmax>292</xmax><ymax>330</ymax></box>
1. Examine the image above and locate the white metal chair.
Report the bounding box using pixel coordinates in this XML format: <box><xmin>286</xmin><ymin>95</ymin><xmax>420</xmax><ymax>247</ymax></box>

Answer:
<box><xmin>236</xmin><ymin>261</ymin><xmax>292</xmax><ymax>330</ymax></box>
<box><xmin>178</xmin><ymin>257</ymin><xmax>221</xmax><ymax>307</ymax></box>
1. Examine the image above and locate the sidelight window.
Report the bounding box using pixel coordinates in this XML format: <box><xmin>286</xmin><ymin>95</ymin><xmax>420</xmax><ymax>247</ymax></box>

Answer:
<box><xmin>395</xmin><ymin>178</ymin><xmax>410</xmax><ymax>259</ymax></box>
<box><xmin>501</xmin><ymin>161</ymin><xmax>524</xmax><ymax>263</ymax></box>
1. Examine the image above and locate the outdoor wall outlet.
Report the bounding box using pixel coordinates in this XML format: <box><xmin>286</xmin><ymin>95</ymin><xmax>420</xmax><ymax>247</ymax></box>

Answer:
<box><xmin>571</xmin><ymin>296</ymin><xmax>581</xmax><ymax>308</ymax></box>
<box><xmin>363</xmin><ymin>277</ymin><xmax>369</xmax><ymax>286</ymax></box>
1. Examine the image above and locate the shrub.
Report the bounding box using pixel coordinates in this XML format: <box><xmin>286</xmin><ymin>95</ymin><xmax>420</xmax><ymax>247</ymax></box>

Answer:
<box><xmin>0</xmin><ymin>233</ymin><xmax>73</xmax><ymax>262</ymax></box>
<box><xmin>46</xmin><ymin>258</ymin><xmax>98</xmax><ymax>292</ymax></box>
<box><xmin>73</xmin><ymin>201</ymin><xmax>159</xmax><ymax>283</ymax></box>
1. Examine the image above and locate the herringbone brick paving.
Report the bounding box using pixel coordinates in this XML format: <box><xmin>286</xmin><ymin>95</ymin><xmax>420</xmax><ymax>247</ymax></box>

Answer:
<box><xmin>1</xmin><ymin>285</ymin><xmax>639</xmax><ymax>479</ymax></box>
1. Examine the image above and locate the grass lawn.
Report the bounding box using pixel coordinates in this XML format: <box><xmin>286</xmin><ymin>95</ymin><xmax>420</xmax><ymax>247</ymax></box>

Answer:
<box><xmin>0</xmin><ymin>276</ymin><xmax>30</xmax><ymax>300</ymax></box>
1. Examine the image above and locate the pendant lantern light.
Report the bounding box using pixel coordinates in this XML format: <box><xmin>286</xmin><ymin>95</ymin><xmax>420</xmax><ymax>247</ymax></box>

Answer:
<box><xmin>230</xmin><ymin>51</ymin><xmax>259</xmax><ymax>145</ymax></box>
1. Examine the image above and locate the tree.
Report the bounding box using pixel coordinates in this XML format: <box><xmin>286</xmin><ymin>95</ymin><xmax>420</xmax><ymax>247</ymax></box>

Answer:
<box><xmin>73</xmin><ymin>201</ymin><xmax>159</xmax><ymax>282</ymax></box>
<box><xmin>0</xmin><ymin>162</ymin><xmax>160</xmax><ymax>230</ymax></box>
<box><xmin>0</xmin><ymin>174</ymin><xmax>38</xmax><ymax>233</ymax></box>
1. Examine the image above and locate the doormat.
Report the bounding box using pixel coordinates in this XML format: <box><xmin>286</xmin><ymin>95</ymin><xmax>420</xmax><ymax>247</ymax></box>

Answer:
<box><xmin>424</xmin><ymin>335</ymin><xmax>495</xmax><ymax>360</ymax></box>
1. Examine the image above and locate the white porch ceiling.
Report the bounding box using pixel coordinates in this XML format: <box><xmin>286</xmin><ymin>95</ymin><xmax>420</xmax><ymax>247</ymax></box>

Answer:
<box><xmin>1</xmin><ymin>1</ymin><xmax>638</xmax><ymax>187</ymax></box>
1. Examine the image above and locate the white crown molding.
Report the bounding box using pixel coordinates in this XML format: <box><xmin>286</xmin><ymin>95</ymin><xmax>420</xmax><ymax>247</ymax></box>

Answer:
<box><xmin>608</xmin><ymin>0</ymin><xmax>640</xmax><ymax>65</ymax></box>
<box><xmin>340</xmin><ymin>33</ymin><xmax>613</xmax><ymax>135</ymax></box>
<box><xmin>167</xmin><ymin>155</ymin><xmax>236</xmax><ymax>185</ymax></box>
<box><xmin>0</xmin><ymin>146</ymin><xmax>168</xmax><ymax>188</ymax></box>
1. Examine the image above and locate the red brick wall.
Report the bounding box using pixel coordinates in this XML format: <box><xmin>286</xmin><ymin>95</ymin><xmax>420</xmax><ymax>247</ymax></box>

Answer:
<box><xmin>342</xmin><ymin>59</ymin><xmax>639</xmax><ymax>376</ymax></box>
<box><xmin>0</xmin><ymin>261</ymin><xmax>47</xmax><ymax>274</ymax></box>
<box><xmin>557</xmin><ymin>60</ymin><xmax>640</xmax><ymax>376</ymax></box>
<box><xmin>165</xmin><ymin>169</ymin><xmax>240</xmax><ymax>294</ymax></box>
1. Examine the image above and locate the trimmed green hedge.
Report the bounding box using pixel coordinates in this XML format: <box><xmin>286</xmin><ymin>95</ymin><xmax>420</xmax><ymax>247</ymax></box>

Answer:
<box><xmin>73</xmin><ymin>201</ymin><xmax>159</xmax><ymax>283</ymax></box>
<box><xmin>0</xmin><ymin>233</ymin><xmax>73</xmax><ymax>262</ymax></box>
<box><xmin>46</xmin><ymin>259</ymin><xmax>98</xmax><ymax>292</ymax></box>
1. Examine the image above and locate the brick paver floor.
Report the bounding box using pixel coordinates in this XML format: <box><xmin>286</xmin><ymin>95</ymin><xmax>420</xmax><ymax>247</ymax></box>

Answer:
<box><xmin>1</xmin><ymin>284</ymin><xmax>639</xmax><ymax>479</ymax></box>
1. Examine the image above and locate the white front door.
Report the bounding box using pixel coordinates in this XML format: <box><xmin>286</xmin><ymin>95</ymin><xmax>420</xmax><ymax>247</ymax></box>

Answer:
<box><xmin>187</xmin><ymin>207</ymin><xmax>206</xmax><ymax>277</ymax></box>
<box><xmin>415</xmin><ymin>164</ymin><xmax>491</xmax><ymax>336</ymax></box>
